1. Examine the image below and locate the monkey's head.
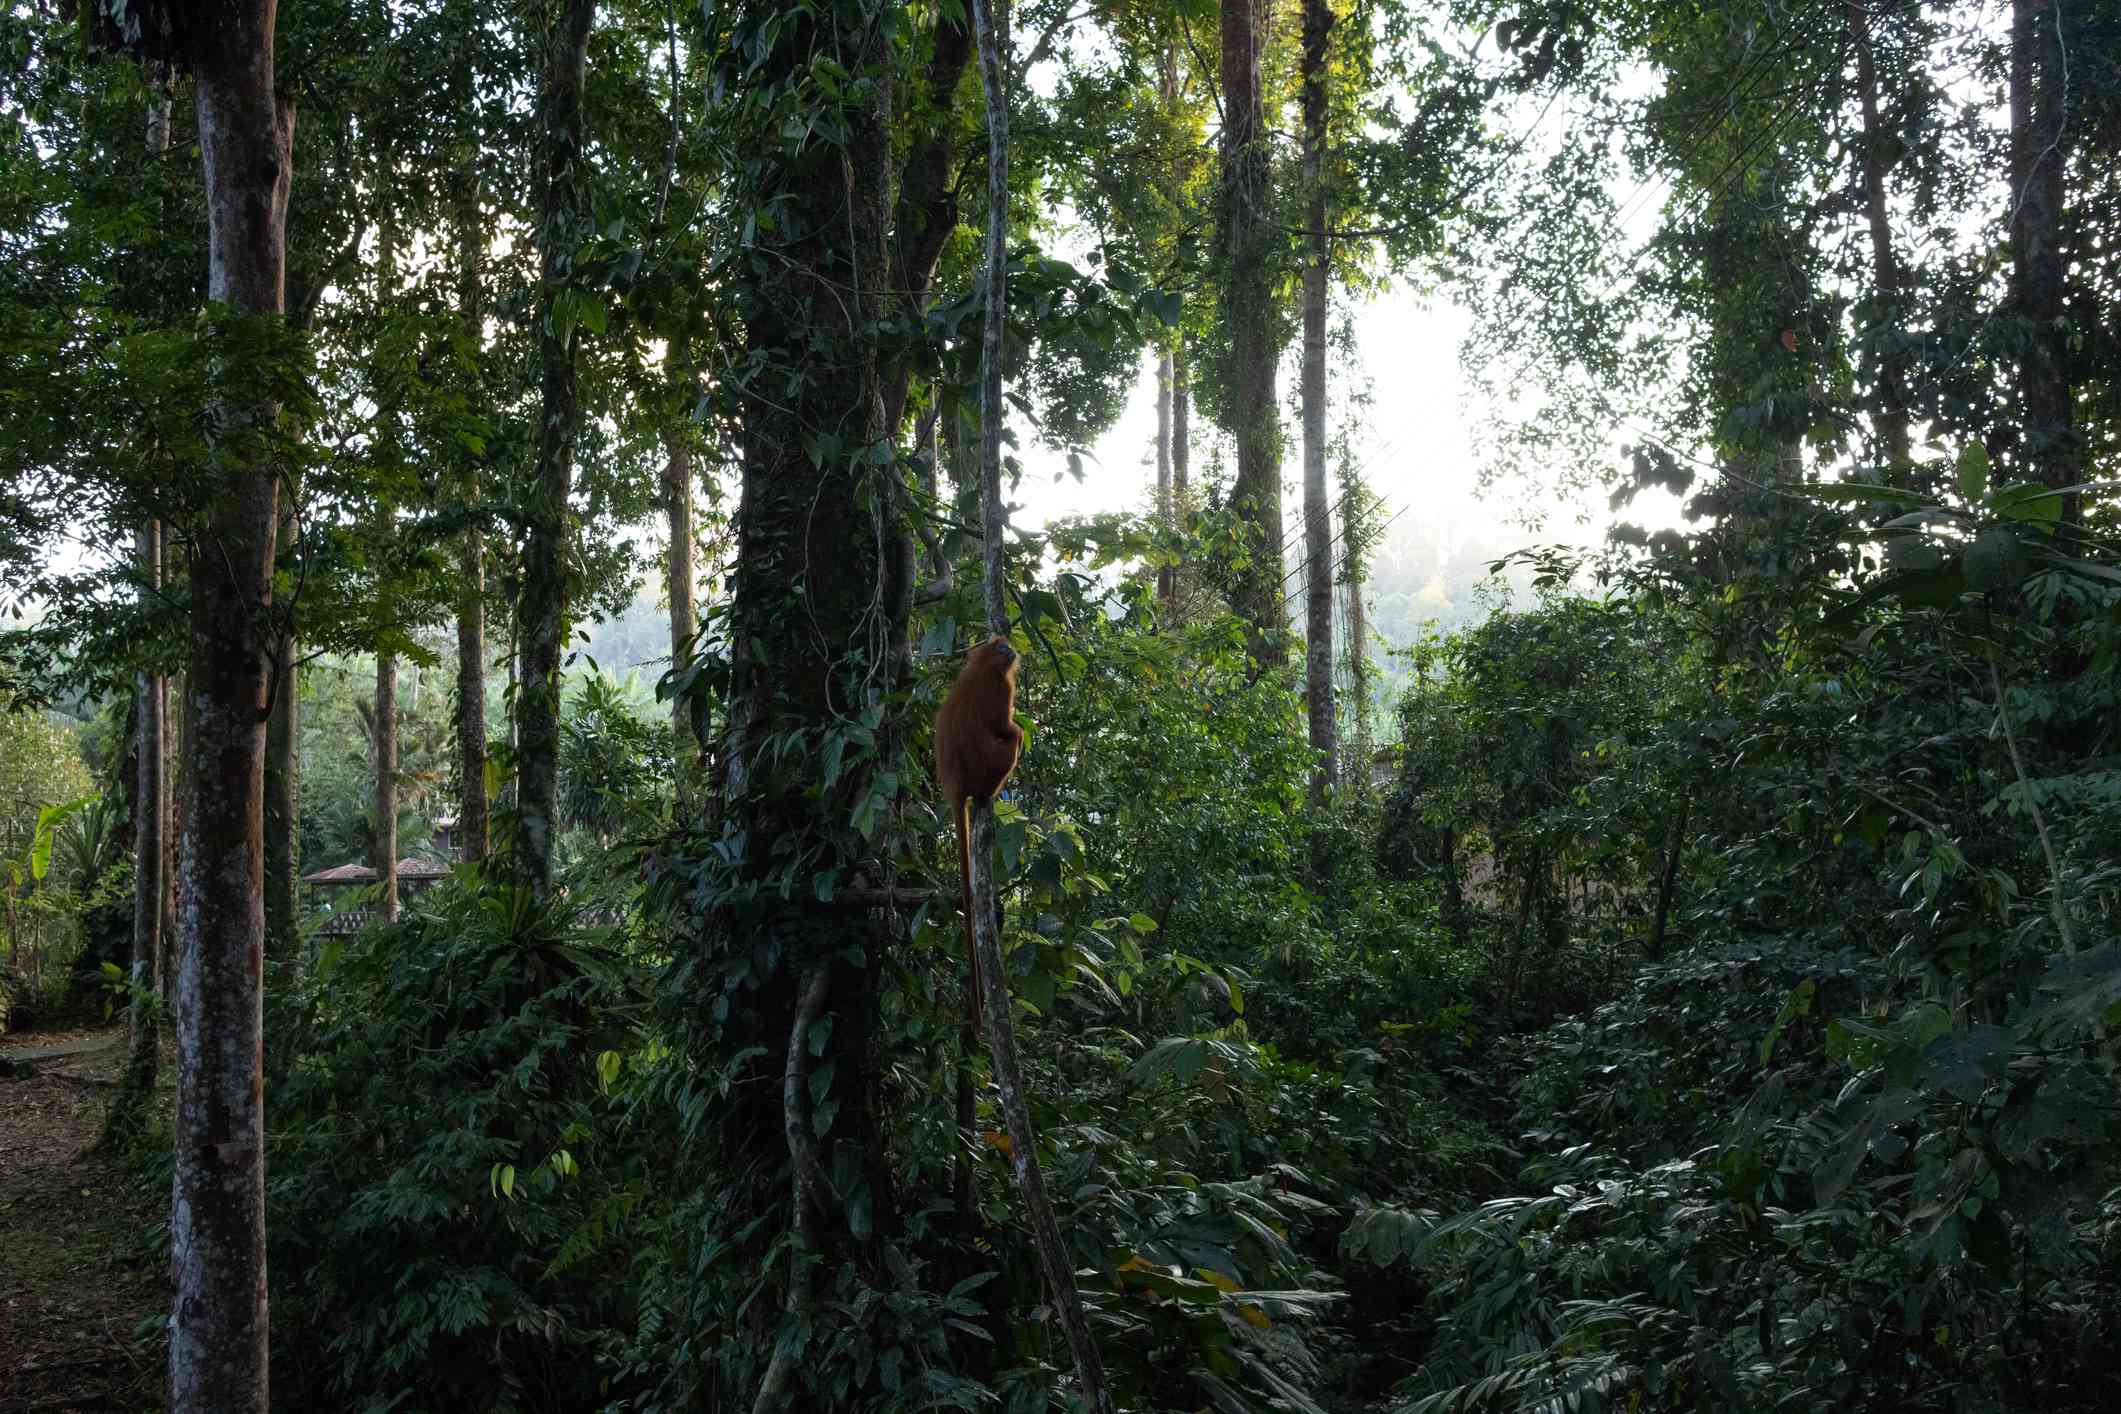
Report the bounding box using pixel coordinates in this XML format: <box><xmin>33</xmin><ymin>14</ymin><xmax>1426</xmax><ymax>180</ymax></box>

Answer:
<box><xmin>968</xmin><ymin>635</ymin><xmax>1019</xmax><ymax>688</ymax></box>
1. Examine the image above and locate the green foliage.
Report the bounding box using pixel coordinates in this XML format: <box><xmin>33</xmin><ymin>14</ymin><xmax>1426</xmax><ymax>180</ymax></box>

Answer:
<box><xmin>267</xmin><ymin>870</ymin><xmax>648</xmax><ymax>1413</ymax></box>
<box><xmin>1344</xmin><ymin>477</ymin><xmax>2121</xmax><ymax>1410</ymax></box>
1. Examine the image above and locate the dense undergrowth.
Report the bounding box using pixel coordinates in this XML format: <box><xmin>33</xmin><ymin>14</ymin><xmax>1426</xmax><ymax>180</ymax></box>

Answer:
<box><xmin>240</xmin><ymin>485</ymin><xmax>2120</xmax><ymax>1413</ymax></box>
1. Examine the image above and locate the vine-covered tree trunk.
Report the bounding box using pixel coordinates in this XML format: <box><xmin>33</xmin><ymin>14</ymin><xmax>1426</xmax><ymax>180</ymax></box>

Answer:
<box><xmin>516</xmin><ymin>0</ymin><xmax>596</xmax><ymax>897</ymax></box>
<box><xmin>169</xmin><ymin>6</ymin><xmax>293</xmax><ymax>1408</ymax></box>
<box><xmin>2008</xmin><ymin>0</ymin><xmax>2077</xmax><ymax>522</ymax></box>
<box><xmin>707</xmin><ymin>6</ymin><xmax>909</xmax><ymax>1407</ymax></box>
<box><xmin>1299</xmin><ymin>0</ymin><xmax>1335</xmax><ymax>806</ymax></box>
<box><xmin>1218</xmin><ymin>0</ymin><xmax>1285</xmax><ymax>665</ymax></box>
<box><xmin>373</xmin><ymin>651</ymin><xmax>398</xmax><ymax>921</ymax></box>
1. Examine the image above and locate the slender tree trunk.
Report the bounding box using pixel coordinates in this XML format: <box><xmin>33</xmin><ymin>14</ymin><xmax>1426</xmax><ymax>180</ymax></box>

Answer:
<box><xmin>1155</xmin><ymin>349</ymin><xmax>1173</xmax><ymax>603</ymax></box>
<box><xmin>1647</xmin><ymin>794</ymin><xmax>1691</xmax><ymax>960</ymax></box>
<box><xmin>107</xmin><ymin>523</ymin><xmax>165</xmax><ymax>1147</ymax></box>
<box><xmin>453</xmin><ymin>78</ymin><xmax>490</xmax><ymax>865</ymax></box>
<box><xmin>169</xmin><ymin>8</ymin><xmax>293</xmax><ymax>1408</ymax></box>
<box><xmin>262</xmin><ymin>638</ymin><xmax>297</xmax><ymax>960</ymax></box>
<box><xmin>1172</xmin><ymin>337</ymin><xmax>1189</xmax><ymax>501</ymax></box>
<box><xmin>162</xmin><ymin>669</ymin><xmax>181</xmax><ymax>1000</ymax></box>
<box><xmin>664</xmin><ymin>427</ymin><xmax>698</xmax><ymax>777</ymax></box>
<box><xmin>1218</xmin><ymin>0</ymin><xmax>1284</xmax><ymax>665</ymax></box>
<box><xmin>105</xmin><ymin>66</ymin><xmax>175</xmax><ymax>1150</ymax></box>
<box><xmin>1342</xmin><ymin>552</ymin><xmax>1372</xmax><ymax>773</ymax></box>
<box><xmin>261</xmin><ymin>493</ymin><xmax>297</xmax><ymax>970</ymax></box>
<box><xmin>516</xmin><ymin>0</ymin><xmax>597</xmax><ymax>897</ymax></box>
<box><xmin>1153</xmin><ymin>43</ymin><xmax>1180</xmax><ymax>607</ymax></box>
<box><xmin>456</xmin><ymin>491</ymin><xmax>489</xmax><ymax>862</ymax></box>
<box><xmin>1299</xmin><ymin>0</ymin><xmax>1335</xmax><ymax>806</ymax></box>
<box><xmin>2008</xmin><ymin>0</ymin><xmax>2078</xmax><ymax>522</ymax></box>
<box><xmin>373</xmin><ymin>652</ymin><xmax>398</xmax><ymax>921</ymax></box>
<box><xmin>1847</xmin><ymin>0</ymin><xmax>1912</xmax><ymax>477</ymax></box>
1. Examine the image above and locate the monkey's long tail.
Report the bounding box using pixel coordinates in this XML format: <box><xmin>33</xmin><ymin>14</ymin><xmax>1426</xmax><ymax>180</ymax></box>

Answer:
<box><xmin>957</xmin><ymin>795</ymin><xmax>984</xmax><ymax>1041</ymax></box>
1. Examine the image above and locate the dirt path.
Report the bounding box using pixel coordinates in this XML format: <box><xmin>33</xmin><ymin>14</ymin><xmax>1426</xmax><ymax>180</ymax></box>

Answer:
<box><xmin>0</xmin><ymin>1027</ymin><xmax>165</xmax><ymax>1413</ymax></box>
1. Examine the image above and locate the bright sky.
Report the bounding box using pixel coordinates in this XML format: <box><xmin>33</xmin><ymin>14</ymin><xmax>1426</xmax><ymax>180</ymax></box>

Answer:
<box><xmin>1012</xmin><ymin>278</ymin><xmax>1686</xmax><ymax>570</ymax></box>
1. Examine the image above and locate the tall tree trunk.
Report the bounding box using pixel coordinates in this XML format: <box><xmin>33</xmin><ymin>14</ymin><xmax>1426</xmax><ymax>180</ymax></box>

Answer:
<box><xmin>1341</xmin><ymin>549</ymin><xmax>1372</xmax><ymax>779</ymax></box>
<box><xmin>373</xmin><ymin>652</ymin><xmax>398</xmax><ymax>921</ymax></box>
<box><xmin>664</xmin><ymin>428</ymin><xmax>698</xmax><ymax>777</ymax></box>
<box><xmin>1172</xmin><ymin>336</ymin><xmax>1189</xmax><ymax>502</ymax></box>
<box><xmin>1154</xmin><ymin>43</ymin><xmax>1180</xmax><ymax>608</ymax></box>
<box><xmin>1155</xmin><ymin>349</ymin><xmax>1173</xmax><ymax>603</ymax></box>
<box><xmin>162</xmin><ymin>668</ymin><xmax>181</xmax><ymax>1000</ymax></box>
<box><xmin>1847</xmin><ymin>0</ymin><xmax>1913</xmax><ymax>478</ymax></box>
<box><xmin>106</xmin><ymin>522</ymin><xmax>165</xmax><ymax>1147</ymax></box>
<box><xmin>2008</xmin><ymin>0</ymin><xmax>2078</xmax><ymax>523</ymax></box>
<box><xmin>170</xmin><ymin>8</ymin><xmax>293</xmax><ymax>1409</ymax></box>
<box><xmin>712</xmin><ymin>6</ymin><xmax>909</xmax><ymax>1406</ymax></box>
<box><xmin>453</xmin><ymin>67</ymin><xmax>490</xmax><ymax>866</ymax></box>
<box><xmin>516</xmin><ymin>0</ymin><xmax>597</xmax><ymax>897</ymax></box>
<box><xmin>456</xmin><ymin>488</ymin><xmax>489</xmax><ymax>862</ymax></box>
<box><xmin>105</xmin><ymin>65</ymin><xmax>174</xmax><ymax>1151</ymax></box>
<box><xmin>1217</xmin><ymin>0</ymin><xmax>1285</xmax><ymax>665</ymax></box>
<box><xmin>1299</xmin><ymin>0</ymin><xmax>1336</xmax><ymax>807</ymax></box>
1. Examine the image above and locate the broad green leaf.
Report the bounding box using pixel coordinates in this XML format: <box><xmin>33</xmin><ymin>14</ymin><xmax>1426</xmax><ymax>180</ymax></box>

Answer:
<box><xmin>1955</xmin><ymin>442</ymin><xmax>1990</xmax><ymax>501</ymax></box>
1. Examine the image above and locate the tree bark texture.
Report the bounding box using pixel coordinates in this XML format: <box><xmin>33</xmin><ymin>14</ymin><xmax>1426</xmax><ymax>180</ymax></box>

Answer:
<box><xmin>516</xmin><ymin>0</ymin><xmax>596</xmax><ymax>897</ymax></box>
<box><xmin>169</xmin><ymin>5</ymin><xmax>293</xmax><ymax>1408</ymax></box>
<box><xmin>1218</xmin><ymin>0</ymin><xmax>1285</xmax><ymax>666</ymax></box>
<box><xmin>1846</xmin><ymin>0</ymin><xmax>1913</xmax><ymax>477</ymax></box>
<box><xmin>1299</xmin><ymin>0</ymin><xmax>1335</xmax><ymax>807</ymax></box>
<box><xmin>2008</xmin><ymin>0</ymin><xmax>2078</xmax><ymax>520</ymax></box>
<box><xmin>373</xmin><ymin>652</ymin><xmax>398</xmax><ymax>921</ymax></box>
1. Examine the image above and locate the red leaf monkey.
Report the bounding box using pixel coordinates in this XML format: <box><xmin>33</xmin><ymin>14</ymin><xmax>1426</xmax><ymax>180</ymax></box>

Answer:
<box><xmin>935</xmin><ymin>636</ymin><xmax>1023</xmax><ymax>1038</ymax></box>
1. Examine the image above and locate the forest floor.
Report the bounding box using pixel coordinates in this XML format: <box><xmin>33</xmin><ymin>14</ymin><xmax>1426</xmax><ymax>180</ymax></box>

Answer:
<box><xmin>0</xmin><ymin>1025</ymin><xmax>165</xmax><ymax>1414</ymax></box>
